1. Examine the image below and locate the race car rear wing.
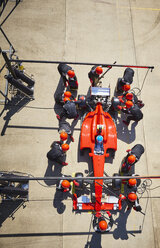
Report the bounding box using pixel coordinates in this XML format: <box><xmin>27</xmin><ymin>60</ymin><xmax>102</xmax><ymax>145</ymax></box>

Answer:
<box><xmin>73</xmin><ymin>194</ymin><xmax>122</xmax><ymax>212</ymax></box>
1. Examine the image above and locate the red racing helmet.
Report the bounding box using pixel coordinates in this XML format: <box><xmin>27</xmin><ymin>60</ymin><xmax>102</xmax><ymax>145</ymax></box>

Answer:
<box><xmin>61</xmin><ymin>180</ymin><xmax>70</xmax><ymax>189</ymax></box>
<box><xmin>123</xmin><ymin>84</ymin><xmax>131</xmax><ymax>92</ymax></box>
<box><xmin>128</xmin><ymin>192</ymin><xmax>137</xmax><ymax>202</ymax></box>
<box><xmin>128</xmin><ymin>178</ymin><xmax>137</xmax><ymax>187</ymax></box>
<box><xmin>126</xmin><ymin>93</ymin><xmax>133</xmax><ymax>100</ymax></box>
<box><xmin>99</xmin><ymin>220</ymin><xmax>108</xmax><ymax>231</ymax></box>
<box><xmin>67</xmin><ymin>70</ymin><xmax>75</xmax><ymax>78</ymax></box>
<box><xmin>127</xmin><ymin>154</ymin><xmax>136</xmax><ymax>164</ymax></box>
<box><xmin>61</xmin><ymin>143</ymin><xmax>69</xmax><ymax>151</ymax></box>
<box><xmin>125</xmin><ymin>100</ymin><xmax>133</xmax><ymax>109</ymax></box>
<box><xmin>60</xmin><ymin>131</ymin><xmax>68</xmax><ymax>141</ymax></box>
<box><xmin>63</xmin><ymin>97</ymin><xmax>71</xmax><ymax>102</ymax></box>
<box><xmin>64</xmin><ymin>91</ymin><xmax>72</xmax><ymax>98</ymax></box>
<box><xmin>79</xmin><ymin>96</ymin><xmax>85</xmax><ymax>100</ymax></box>
<box><xmin>95</xmin><ymin>66</ymin><xmax>103</xmax><ymax>75</ymax></box>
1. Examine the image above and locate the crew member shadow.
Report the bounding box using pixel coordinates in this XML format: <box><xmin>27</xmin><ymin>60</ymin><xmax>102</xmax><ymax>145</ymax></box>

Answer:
<box><xmin>113</xmin><ymin>204</ymin><xmax>132</xmax><ymax>240</ymax></box>
<box><xmin>53</xmin><ymin>188</ymin><xmax>72</xmax><ymax>215</ymax></box>
<box><xmin>44</xmin><ymin>159</ymin><xmax>64</xmax><ymax>186</ymax></box>
<box><xmin>44</xmin><ymin>159</ymin><xmax>72</xmax><ymax>214</ymax></box>
<box><xmin>53</xmin><ymin>77</ymin><xmax>65</xmax><ymax>116</ymax></box>
<box><xmin>84</xmin><ymin>233</ymin><xmax>102</xmax><ymax>248</ymax></box>
<box><xmin>66</xmin><ymin>117</ymin><xmax>80</xmax><ymax>146</ymax></box>
<box><xmin>116</xmin><ymin>115</ymin><xmax>137</xmax><ymax>144</ymax></box>
<box><xmin>1</xmin><ymin>95</ymin><xmax>31</xmax><ymax>136</ymax></box>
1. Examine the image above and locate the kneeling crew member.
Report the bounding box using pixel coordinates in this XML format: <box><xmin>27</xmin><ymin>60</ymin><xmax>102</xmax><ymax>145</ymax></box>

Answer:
<box><xmin>119</xmin><ymin>192</ymin><xmax>142</xmax><ymax>212</ymax></box>
<box><xmin>57</xmin><ymin>179</ymin><xmax>71</xmax><ymax>192</ymax></box>
<box><xmin>47</xmin><ymin>142</ymin><xmax>69</xmax><ymax>166</ymax></box>
<box><xmin>127</xmin><ymin>178</ymin><xmax>138</xmax><ymax>193</ymax></box>
<box><xmin>56</xmin><ymin>98</ymin><xmax>79</xmax><ymax>120</ymax></box>
<box><xmin>122</xmin><ymin>101</ymin><xmax>143</xmax><ymax>126</ymax></box>
<box><xmin>120</xmin><ymin>144</ymin><xmax>144</xmax><ymax>174</ymax></box>
<box><xmin>126</xmin><ymin>192</ymin><xmax>142</xmax><ymax>212</ymax></box>
<box><xmin>58</xmin><ymin>119</ymin><xmax>74</xmax><ymax>142</ymax></box>
<box><xmin>93</xmin><ymin>211</ymin><xmax>113</xmax><ymax>232</ymax></box>
<box><xmin>57</xmin><ymin>176</ymin><xmax>80</xmax><ymax>192</ymax></box>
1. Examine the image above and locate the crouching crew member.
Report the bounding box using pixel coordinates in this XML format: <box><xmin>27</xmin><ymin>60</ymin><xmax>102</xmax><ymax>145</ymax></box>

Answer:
<box><xmin>58</xmin><ymin>119</ymin><xmax>74</xmax><ymax>142</ymax></box>
<box><xmin>122</xmin><ymin>101</ymin><xmax>143</xmax><ymax>126</ymax></box>
<box><xmin>57</xmin><ymin>176</ymin><xmax>81</xmax><ymax>192</ymax></box>
<box><xmin>120</xmin><ymin>144</ymin><xmax>144</xmax><ymax>174</ymax></box>
<box><xmin>47</xmin><ymin>142</ymin><xmax>69</xmax><ymax>166</ymax></box>
<box><xmin>93</xmin><ymin>211</ymin><xmax>114</xmax><ymax>232</ymax></box>
<box><xmin>57</xmin><ymin>63</ymin><xmax>78</xmax><ymax>89</ymax></box>
<box><xmin>126</xmin><ymin>192</ymin><xmax>142</xmax><ymax>212</ymax></box>
<box><xmin>127</xmin><ymin>178</ymin><xmax>138</xmax><ymax>193</ymax></box>
<box><xmin>88</xmin><ymin>65</ymin><xmax>103</xmax><ymax>86</ymax></box>
<box><xmin>57</xmin><ymin>179</ymin><xmax>71</xmax><ymax>192</ymax></box>
<box><xmin>119</xmin><ymin>192</ymin><xmax>142</xmax><ymax>212</ymax></box>
<box><xmin>56</xmin><ymin>98</ymin><xmax>79</xmax><ymax>120</ymax></box>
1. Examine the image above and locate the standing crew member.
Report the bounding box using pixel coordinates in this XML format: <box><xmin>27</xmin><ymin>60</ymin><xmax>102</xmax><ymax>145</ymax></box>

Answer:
<box><xmin>120</xmin><ymin>144</ymin><xmax>144</xmax><ymax>173</ymax></box>
<box><xmin>88</xmin><ymin>65</ymin><xmax>103</xmax><ymax>86</ymax></box>
<box><xmin>122</xmin><ymin>101</ymin><xmax>143</xmax><ymax>126</ymax></box>
<box><xmin>47</xmin><ymin>142</ymin><xmax>69</xmax><ymax>166</ymax></box>
<box><xmin>67</xmin><ymin>70</ymin><xmax>78</xmax><ymax>90</ymax></box>
<box><xmin>57</xmin><ymin>63</ymin><xmax>78</xmax><ymax>89</ymax></box>
<box><xmin>93</xmin><ymin>211</ymin><xmax>114</xmax><ymax>232</ymax></box>
<box><xmin>58</xmin><ymin>119</ymin><xmax>74</xmax><ymax>142</ymax></box>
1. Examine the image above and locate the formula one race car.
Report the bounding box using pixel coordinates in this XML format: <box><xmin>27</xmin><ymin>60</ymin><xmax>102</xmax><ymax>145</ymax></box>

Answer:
<box><xmin>73</xmin><ymin>87</ymin><xmax>123</xmax><ymax>215</ymax></box>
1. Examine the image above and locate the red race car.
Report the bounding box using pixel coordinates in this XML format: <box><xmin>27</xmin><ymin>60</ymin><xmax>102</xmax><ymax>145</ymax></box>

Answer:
<box><xmin>73</xmin><ymin>87</ymin><xmax>122</xmax><ymax>215</ymax></box>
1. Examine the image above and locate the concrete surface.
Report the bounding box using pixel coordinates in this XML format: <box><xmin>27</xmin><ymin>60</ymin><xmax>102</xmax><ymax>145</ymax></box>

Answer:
<box><xmin>0</xmin><ymin>0</ymin><xmax>160</xmax><ymax>247</ymax></box>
